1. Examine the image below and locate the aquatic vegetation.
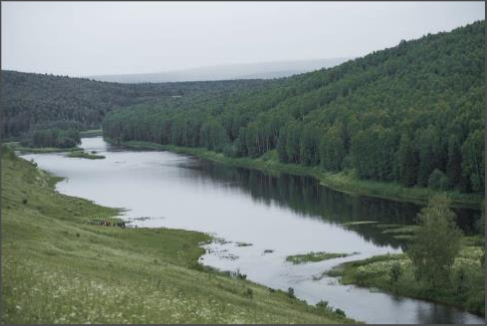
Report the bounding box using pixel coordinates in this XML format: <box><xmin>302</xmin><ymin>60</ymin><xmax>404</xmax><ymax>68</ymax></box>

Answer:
<box><xmin>286</xmin><ymin>252</ymin><xmax>352</xmax><ymax>265</ymax></box>
<box><xmin>236</xmin><ymin>242</ymin><xmax>253</xmax><ymax>247</ymax></box>
<box><xmin>66</xmin><ymin>150</ymin><xmax>105</xmax><ymax>159</ymax></box>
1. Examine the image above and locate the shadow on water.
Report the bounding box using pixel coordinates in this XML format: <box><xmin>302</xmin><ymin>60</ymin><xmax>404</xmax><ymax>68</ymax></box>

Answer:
<box><xmin>177</xmin><ymin>158</ymin><xmax>481</xmax><ymax>250</ymax></box>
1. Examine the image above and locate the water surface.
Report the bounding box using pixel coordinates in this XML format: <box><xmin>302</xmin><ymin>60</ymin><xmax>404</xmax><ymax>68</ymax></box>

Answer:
<box><xmin>22</xmin><ymin>137</ymin><xmax>484</xmax><ymax>324</ymax></box>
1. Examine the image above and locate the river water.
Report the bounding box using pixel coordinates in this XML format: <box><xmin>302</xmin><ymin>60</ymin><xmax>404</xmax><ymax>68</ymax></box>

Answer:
<box><xmin>22</xmin><ymin>137</ymin><xmax>484</xmax><ymax>324</ymax></box>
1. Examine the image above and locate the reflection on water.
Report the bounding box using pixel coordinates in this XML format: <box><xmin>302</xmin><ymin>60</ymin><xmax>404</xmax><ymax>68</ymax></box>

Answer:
<box><xmin>181</xmin><ymin>159</ymin><xmax>481</xmax><ymax>249</ymax></box>
<box><xmin>22</xmin><ymin>137</ymin><xmax>484</xmax><ymax>324</ymax></box>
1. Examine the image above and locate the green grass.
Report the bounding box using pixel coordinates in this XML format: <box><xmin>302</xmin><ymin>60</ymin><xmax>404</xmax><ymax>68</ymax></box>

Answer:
<box><xmin>4</xmin><ymin>142</ymin><xmax>82</xmax><ymax>154</ymax></box>
<box><xmin>328</xmin><ymin>246</ymin><xmax>485</xmax><ymax>316</ymax></box>
<box><xmin>286</xmin><ymin>252</ymin><xmax>353</xmax><ymax>265</ymax></box>
<box><xmin>66</xmin><ymin>150</ymin><xmax>105</xmax><ymax>160</ymax></box>
<box><xmin>1</xmin><ymin>151</ymin><xmax>356</xmax><ymax>324</ymax></box>
<box><xmin>344</xmin><ymin>222</ymin><xmax>418</xmax><ymax>241</ymax></box>
<box><xmin>109</xmin><ymin>139</ymin><xmax>483</xmax><ymax>209</ymax></box>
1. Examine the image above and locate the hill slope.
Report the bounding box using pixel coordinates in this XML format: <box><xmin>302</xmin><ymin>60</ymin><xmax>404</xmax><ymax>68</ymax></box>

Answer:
<box><xmin>0</xmin><ymin>72</ymin><xmax>266</xmax><ymax>140</ymax></box>
<box><xmin>103</xmin><ymin>21</ymin><xmax>485</xmax><ymax>196</ymax></box>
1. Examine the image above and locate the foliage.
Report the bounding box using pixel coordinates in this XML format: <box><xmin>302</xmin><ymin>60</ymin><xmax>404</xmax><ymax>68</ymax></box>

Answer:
<box><xmin>407</xmin><ymin>195</ymin><xmax>463</xmax><ymax>287</ymax></box>
<box><xmin>428</xmin><ymin>169</ymin><xmax>448</xmax><ymax>190</ymax></box>
<box><xmin>331</xmin><ymin>249</ymin><xmax>485</xmax><ymax>316</ymax></box>
<box><xmin>24</xmin><ymin>128</ymin><xmax>81</xmax><ymax>148</ymax></box>
<box><xmin>286</xmin><ymin>252</ymin><xmax>351</xmax><ymax>264</ymax></box>
<box><xmin>389</xmin><ymin>262</ymin><xmax>402</xmax><ymax>283</ymax></box>
<box><xmin>102</xmin><ymin>21</ymin><xmax>485</xmax><ymax>195</ymax></box>
<box><xmin>0</xmin><ymin>70</ymin><xmax>266</xmax><ymax>140</ymax></box>
<box><xmin>66</xmin><ymin>151</ymin><xmax>105</xmax><ymax>160</ymax></box>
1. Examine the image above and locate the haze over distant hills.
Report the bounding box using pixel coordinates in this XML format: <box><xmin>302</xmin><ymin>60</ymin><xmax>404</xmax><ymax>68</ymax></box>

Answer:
<box><xmin>88</xmin><ymin>58</ymin><xmax>350</xmax><ymax>83</ymax></box>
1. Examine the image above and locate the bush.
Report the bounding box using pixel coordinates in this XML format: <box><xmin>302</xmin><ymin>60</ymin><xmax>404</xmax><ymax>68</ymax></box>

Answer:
<box><xmin>454</xmin><ymin>268</ymin><xmax>467</xmax><ymax>297</ymax></box>
<box><xmin>245</xmin><ymin>288</ymin><xmax>253</xmax><ymax>300</ymax></box>
<box><xmin>316</xmin><ymin>300</ymin><xmax>329</xmax><ymax>309</ymax></box>
<box><xmin>287</xmin><ymin>287</ymin><xmax>295</xmax><ymax>299</ymax></box>
<box><xmin>428</xmin><ymin>169</ymin><xmax>449</xmax><ymax>190</ymax></box>
<box><xmin>389</xmin><ymin>262</ymin><xmax>402</xmax><ymax>283</ymax></box>
<box><xmin>1</xmin><ymin>145</ymin><xmax>17</xmax><ymax>160</ymax></box>
<box><xmin>335</xmin><ymin>308</ymin><xmax>346</xmax><ymax>317</ymax></box>
<box><xmin>355</xmin><ymin>270</ymin><xmax>367</xmax><ymax>286</ymax></box>
<box><xmin>233</xmin><ymin>269</ymin><xmax>247</xmax><ymax>280</ymax></box>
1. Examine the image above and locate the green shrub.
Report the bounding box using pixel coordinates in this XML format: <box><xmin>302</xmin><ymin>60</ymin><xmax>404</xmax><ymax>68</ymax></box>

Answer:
<box><xmin>287</xmin><ymin>287</ymin><xmax>295</xmax><ymax>299</ymax></box>
<box><xmin>389</xmin><ymin>262</ymin><xmax>402</xmax><ymax>283</ymax></box>
<box><xmin>428</xmin><ymin>169</ymin><xmax>449</xmax><ymax>190</ymax></box>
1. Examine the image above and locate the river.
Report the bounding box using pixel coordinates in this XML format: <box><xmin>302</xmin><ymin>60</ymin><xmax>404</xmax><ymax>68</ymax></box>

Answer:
<box><xmin>22</xmin><ymin>137</ymin><xmax>484</xmax><ymax>324</ymax></box>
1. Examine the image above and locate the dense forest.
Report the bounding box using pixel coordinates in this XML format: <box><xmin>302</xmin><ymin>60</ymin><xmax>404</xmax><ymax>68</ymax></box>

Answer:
<box><xmin>0</xmin><ymin>71</ymin><xmax>267</xmax><ymax>140</ymax></box>
<box><xmin>103</xmin><ymin>21</ymin><xmax>485</xmax><ymax>194</ymax></box>
<box><xmin>25</xmin><ymin>128</ymin><xmax>81</xmax><ymax>148</ymax></box>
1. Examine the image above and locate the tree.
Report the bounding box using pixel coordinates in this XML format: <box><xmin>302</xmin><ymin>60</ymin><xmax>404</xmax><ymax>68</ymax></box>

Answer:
<box><xmin>395</xmin><ymin>133</ymin><xmax>418</xmax><ymax>186</ymax></box>
<box><xmin>446</xmin><ymin>136</ymin><xmax>463</xmax><ymax>189</ymax></box>
<box><xmin>417</xmin><ymin>127</ymin><xmax>441</xmax><ymax>187</ymax></box>
<box><xmin>479</xmin><ymin>201</ymin><xmax>485</xmax><ymax>265</ymax></box>
<box><xmin>462</xmin><ymin>130</ymin><xmax>485</xmax><ymax>192</ymax></box>
<box><xmin>300</xmin><ymin>124</ymin><xmax>319</xmax><ymax>166</ymax></box>
<box><xmin>407</xmin><ymin>195</ymin><xmax>462</xmax><ymax>287</ymax></box>
<box><xmin>428</xmin><ymin>169</ymin><xmax>448</xmax><ymax>190</ymax></box>
<box><xmin>319</xmin><ymin>124</ymin><xmax>346</xmax><ymax>171</ymax></box>
<box><xmin>351</xmin><ymin>126</ymin><xmax>396</xmax><ymax>181</ymax></box>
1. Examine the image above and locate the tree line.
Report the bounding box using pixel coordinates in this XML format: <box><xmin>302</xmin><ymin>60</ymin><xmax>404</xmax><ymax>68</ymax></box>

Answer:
<box><xmin>1</xmin><ymin>70</ymin><xmax>267</xmax><ymax>140</ymax></box>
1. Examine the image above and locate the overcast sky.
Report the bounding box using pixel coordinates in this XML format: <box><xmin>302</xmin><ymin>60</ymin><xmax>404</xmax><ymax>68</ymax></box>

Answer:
<box><xmin>2</xmin><ymin>2</ymin><xmax>484</xmax><ymax>77</ymax></box>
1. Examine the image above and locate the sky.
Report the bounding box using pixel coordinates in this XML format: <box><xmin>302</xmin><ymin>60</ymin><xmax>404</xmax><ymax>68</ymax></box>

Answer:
<box><xmin>1</xmin><ymin>1</ymin><xmax>485</xmax><ymax>77</ymax></box>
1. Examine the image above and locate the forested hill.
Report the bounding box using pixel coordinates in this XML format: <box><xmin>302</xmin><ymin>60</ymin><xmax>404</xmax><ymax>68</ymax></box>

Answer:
<box><xmin>0</xmin><ymin>71</ymin><xmax>267</xmax><ymax>139</ymax></box>
<box><xmin>103</xmin><ymin>21</ymin><xmax>485</xmax><ymax>194</ymax></box>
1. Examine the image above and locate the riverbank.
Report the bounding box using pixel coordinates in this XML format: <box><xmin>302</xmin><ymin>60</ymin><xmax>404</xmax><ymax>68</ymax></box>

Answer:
<box><xmin>328</xmin><ymin>244</ymin><xmax>485</xmax><ymax>317</ymax></box>
<box><xmin>4</xmin><ymin>141</ymin><xmax>82</xmax><ymax>154</ymax></box>
<box><xmin>1</xmin><ymin>148</ymin><xmax>356</xmax><ymax>324</ymax></box>
<box><xmin>110</xmin><ymin>139</ymin><xmax>483</xmax><ymax>209</ymax></box>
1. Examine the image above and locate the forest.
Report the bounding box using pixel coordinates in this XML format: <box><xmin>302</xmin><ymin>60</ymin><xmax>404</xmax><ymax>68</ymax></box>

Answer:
<box><xmin>102</xmin><ymin>21</ymin><xmax>485</xmax><ymax>194</ymax></box>
<box><xmin>0</xmin><ymin>71</ymin><xmax>267</xmax><ymax>140</ymax></box>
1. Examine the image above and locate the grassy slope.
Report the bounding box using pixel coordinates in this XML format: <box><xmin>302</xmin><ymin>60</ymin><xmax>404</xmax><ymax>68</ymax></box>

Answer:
<box><xmin>4</xmin><ymin>142</ymin><xmax>82</xmax><ymax>154</ymax></box>
<box><xmin>1</xmin><ymin>152</ymin><xmax>356</xmax><ymax>324</ymax></box>
<box><xmin>114</xmin><ymin>140</ymin><xmax>483</xmax><ymax>209</ymax></box>
<box><xmin>328</xmin><ymin>242</ymin><xmax>485</xmax><ymax>316</ymax></box>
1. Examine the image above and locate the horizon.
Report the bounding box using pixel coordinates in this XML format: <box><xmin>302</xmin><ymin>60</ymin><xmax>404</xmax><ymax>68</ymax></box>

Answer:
<box><xmin>2</xmin><ymin>2</ymin><xmax>484</xmax><ymax>77</ymax></box>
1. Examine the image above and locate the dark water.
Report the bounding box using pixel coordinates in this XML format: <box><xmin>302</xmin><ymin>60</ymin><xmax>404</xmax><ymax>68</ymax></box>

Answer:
<box><xmin>22</xmin><ymin>137</ymin><xmax>484</xmax><ymax>324</ymax></box>
<box><xmin>189</xmin><ymin>160</ymin><xmax>481</xmax><ymax>249</ymax></box>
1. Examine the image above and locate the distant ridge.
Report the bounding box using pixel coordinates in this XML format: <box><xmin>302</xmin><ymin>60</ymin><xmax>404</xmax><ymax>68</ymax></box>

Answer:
<box><xmin>88</xmin><ymin>58</ymin><xmax>350</xmax><ymax>83</ymax></box>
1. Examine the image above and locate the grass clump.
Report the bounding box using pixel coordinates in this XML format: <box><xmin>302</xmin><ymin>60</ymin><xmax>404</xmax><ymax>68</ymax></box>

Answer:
<box><xmin>66</xmin><ymin>150</ymin><xmax>105</xmax><ymax>160</ymax></box>
<box><xmin>286</xmin><ymin>252</ymin><xmax>352</xmax><ymax>265</ymax></box>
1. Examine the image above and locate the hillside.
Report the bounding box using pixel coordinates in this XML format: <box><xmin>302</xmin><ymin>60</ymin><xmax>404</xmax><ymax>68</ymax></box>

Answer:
<box><xmin>103</xmin><ymin>21</ymin><xmax>485</xmax><ymax>197</ymax></box>
<box><xmin>0</xmin><ymin>72</ymin><xmax>266</xmax><ymax>140</ymax></box>
<box><xmin>0</xmin><ymin>148</ymin><xmax>355</xmax><ymax>324</ymax></box>
<box><xmin>88</xmin><ymin>58</ymin><xmax>349</xmax><ymax>83</ymax></box>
